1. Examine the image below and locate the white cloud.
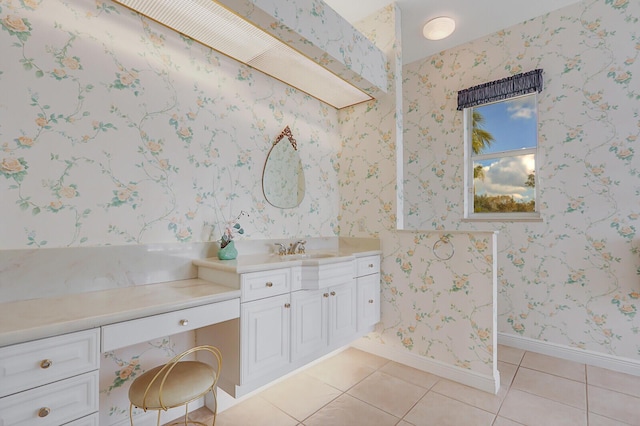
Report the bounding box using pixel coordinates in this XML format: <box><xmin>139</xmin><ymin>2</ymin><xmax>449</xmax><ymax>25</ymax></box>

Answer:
<box><xmin>506</xmin><ymin>95</ymin><xmax>536</xmax><ymax>120</ymax></box>
<box><xmin>474</xmin><ymin>155</ymin><xmax>535</xmax><ymax>201</ymax></box>
<box><xmin>509</xmin><ymin>106</ymin><xmax>535</xmax><ymax>119</ymax></box>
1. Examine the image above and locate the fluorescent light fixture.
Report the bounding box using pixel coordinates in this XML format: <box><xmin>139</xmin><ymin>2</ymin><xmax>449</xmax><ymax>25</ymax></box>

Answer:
<box><xmin>423</xmin><ymin>16</ymin><xmax>456</xmax><ymax>41</ymax></box>
<box><xmin>113</xmin><ymin>0</ymin><xmax>373</xmax><ymax>109</ymax></box>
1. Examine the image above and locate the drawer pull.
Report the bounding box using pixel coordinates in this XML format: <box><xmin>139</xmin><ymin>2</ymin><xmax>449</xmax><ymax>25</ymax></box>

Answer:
<box><xmin>330</xmin><ymin>291</ymin><xmax>336</xmax><ymax>296</ymax></box>
<box><xmin>179</xmin><ymin>319</ymin><xmax>189</xmax><ymax>326</ymax></box>
<box><xmin>368</xmin><ymin>299</ymin><xmax>374</xmax><ymax>304</ymax></box>
<box><xmin>368</xmin><ymin>263</ymin><xmax>374</xmax><ymax>268</ymax></box>
<box><xmin>284</xmin><ymin>303</ymin><xmax>291</xmax><ymax>308</ymax></box>
<box><xmin>323</xmin><ymin>293</ymin><xmax>329</xmax><ymax>298</ymax></box>
<box><xmin>265</xmin><ymin>282</ymin><xmax>273</xmax><ymax>287</ymax></box>
<box><xmin>40</xmin><ymin>359</ymin><xmax>53</xmax><ymax>369</ymax></box>
<box><xmin>38</xmin><ymin>407</ymin><xmax>51</xmax><ymax>418</ymax></box>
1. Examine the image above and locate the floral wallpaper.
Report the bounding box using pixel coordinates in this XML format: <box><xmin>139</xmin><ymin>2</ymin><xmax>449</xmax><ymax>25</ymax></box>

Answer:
<box><xmin>0</xmin><ymin>0</ymin><xmax>342</xmax><ymax>423</ymax></box>
<box><xmin>403</xmin><ymin>0</ymin><xmax>640</xmax><ymax>362</ymax></box>
<box><xmin>0</xmin><ymin>0</ymin><xmax>341</xmax><ymax>251</ymax></box>
<box><xmin>339</xmin><ymin>5</ymin><xmax>498</xmax><ymax>383</ymax></box>
<box><xmin>9</xmin><ymin>0</ymin><xmax>633</xmax><ymax>422</ymax></box>
<box><xmin>219</xmin><ymin>0</ymin><xmax>388</xmax><ymax>96</ymax></box>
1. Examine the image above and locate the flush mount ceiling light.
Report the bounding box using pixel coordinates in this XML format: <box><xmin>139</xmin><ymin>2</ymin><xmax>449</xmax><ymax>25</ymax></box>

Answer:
<box><xmin>112</xmin><ymin>0</ymin><xmax>372</xmax><ymax>109</ymax></box>
<box><xmin>422</xmin><ymin>16</ymin><xmax>456</xmax><ymax>41</ymax></box>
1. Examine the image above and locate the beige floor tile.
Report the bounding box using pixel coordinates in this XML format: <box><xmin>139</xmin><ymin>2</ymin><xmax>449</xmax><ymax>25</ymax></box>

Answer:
<box><xmin>511</xmin><ymin>367</ymin><xmax>586</xmax><ymax>409</ymax></box>
<box><xmin>431</xmin><ymin>378</ymin><xmax>507</xmax><ymax>414</ymax></box>
<box><xmin>520</xmin><ymin>352</ymin><xmax>586</xmax><ymax>382</ymax></box>
<box><xmin>338</xmin><ymin>347</ymin><xmax>390</xmax><ymax>369</ymax></box>
<box><xmin>304</xmin><ymin>353</ymin><xmax>375</xmax><ymax>391</ymax></box>
<box><xmin>492</xmin><ymin>417</ymin><xmax>525</xmax><ymax>426</ymax></box>
<box><xmin>587</xmin><ymin>365</ymin><xmax>640</xmax><ymax>398</ymax></box>
<box><xmin>497</xmin><ymin>345</ymin><xmax>525</xmax><ymax>365</ymax></box>
<box><xmin>498</xmin><ymin>361</ymin><xmax>518</xmax><ymax>388</ymax></box>
<box><xmin>163</xmin><ymin>406</ymin><xmax>213</xmax><ymax>425</ymax></box>
<box><xmin>304</xmin><ymin>393</ymin><xmax>399</xmax><ymax>426</ymax></box>
<box><xmin>588</xmin><ymin>412</ymin><xmax>633</xmax><ymax>426</ymax></box>
<box><xmin>379</xmin><ymin>361</ymin><xmax>440</xmax><ymax>390</ymax></box>
<box><xmin>404</xmin><ymin>391</ymin><xmax>495</xmax><ymax>426</ymax></box>
<box><xmin>588</xmin><ymin>385</ymin><xmax>640</xmax><ymax>425</ymax></box>
<box><xmin>347</xmin><ymin>371</ymin><xmax>427</xmax><ymax>418</ymax></box>
<box><xmin>396</xmin><ymin>421</ymin><xmax>416</xmax><ymax>426</ymax></box>
<box><xmin>498</xmin><ymin>388</ymin><xmax>586</xmax><ymax>426</ymax></box>
<box><xmin>214</xmin><ymin>396</ymin><xmax>298</xmax><ymax>426</ymax></box>
<box><xmin>260</xmin><ymin>372</ymin><xmax>342</xmax><ymax>421</ymax></box>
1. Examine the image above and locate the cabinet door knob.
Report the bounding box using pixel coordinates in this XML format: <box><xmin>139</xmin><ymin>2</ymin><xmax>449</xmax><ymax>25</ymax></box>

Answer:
<box><xmin>265</xmin><ymin>282</ymin><xmax>273</xmax><ymax>287</ymax></box>
<box><xmin>323</xmin><ymin>293</ymin><xmax>329</xmax><ymax>298</ymax></box>
<box><xmin>284</xmin><ymin>303</ymin><xmax>291</xmax><ymax>308</ymax></box>
<box><xmin>40</xmin><ymin>359</ymin><xmax>53</xmax><ymax>369</ymax></box>
<box><xmin>368</xmin><ymin>263</ymin><xmax>374</xmax><ymax>268</ymax></box>
<box><xmin>180</xmin><ymin>319</ymin><xmax>189</xmax><ymax>326</ymax></box>
<box><xmin>38</xmin><ymin>407</ymin><xmax>51</xmax><ymax>418</ymax></box>
<box><xmin>368</xmin><ymin>299</ymin><xmax>374</xmax><ymax>304</ymax></box>
<box><xmin>330</xmin><ymin>291</ymin><xmax>336</xmax><ymax>296</ymax></box>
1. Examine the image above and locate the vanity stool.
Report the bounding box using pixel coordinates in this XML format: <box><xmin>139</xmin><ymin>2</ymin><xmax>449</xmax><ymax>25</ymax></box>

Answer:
<box><xmin>128</xmin><ymin>345</ymin><xmax>222</xmax><ymax>426</ymax></box>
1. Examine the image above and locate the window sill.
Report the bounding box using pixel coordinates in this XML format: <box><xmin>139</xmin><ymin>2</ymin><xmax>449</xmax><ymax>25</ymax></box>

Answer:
<box><xmin>462</xmin><ymin>215</ymin><xmax>542</xmax><ymax>223</ymax></box>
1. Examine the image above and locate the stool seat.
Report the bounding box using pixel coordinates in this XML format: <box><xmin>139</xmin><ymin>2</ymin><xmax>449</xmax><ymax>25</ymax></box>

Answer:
<box><xmin>129</xmin><ymin>361</ymin><xmax>216</xmax><ymax>409</ymax></box>
<box><xmin>128</xmin><ymin>345</ymin><xmax>222</xmax><ymax>426</ymax></box>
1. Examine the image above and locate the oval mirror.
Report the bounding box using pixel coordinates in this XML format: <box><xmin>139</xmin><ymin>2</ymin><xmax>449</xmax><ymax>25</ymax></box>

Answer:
<box><xmin>262</xmin><ymin>126</ymin><xmax>305</xmax><ymax>208</ymax></box>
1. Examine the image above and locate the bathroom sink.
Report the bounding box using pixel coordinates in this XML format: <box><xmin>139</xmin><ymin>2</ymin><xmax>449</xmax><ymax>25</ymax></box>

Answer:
<box><xmin>300</xmin><ymin>252</ymin><xmax>337</xmax><ymax>259</ymax></box>
<box><xmin>277</xmin><ymin>252</ymin><xmax>337</xmax><ymax>261</ymax></box>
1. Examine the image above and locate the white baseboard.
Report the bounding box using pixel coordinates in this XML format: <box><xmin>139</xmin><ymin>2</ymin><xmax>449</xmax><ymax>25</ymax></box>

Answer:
<box><xmin>498</xmin><ymin>332</ymin><xmax>640</xmax><ymax>376</ymax></box>
<box><xmin>351</xmin><ymin>338</ymin><xmax>500</xmax><ymax>394</ymax></box>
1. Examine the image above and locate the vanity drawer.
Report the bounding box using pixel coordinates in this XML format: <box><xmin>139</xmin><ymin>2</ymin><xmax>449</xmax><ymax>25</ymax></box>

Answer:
<box><xmin>241</xmin><ymin>268</ymin><xmax>290</xmax><ymax>302</ymax></box>
<box><xmin>101</xmin><ymin>298</ymin><xmax>240</xmax><ymax>352</ymax></box>
<box><xmin>0</xmin><ymin>328</ymin><xmax>99</xmax><ymax>398</ymax></box>
<box><xmin>0</xmin><ymin>370</ymin><xmax>98</xmax><ymax>426</ymax></box>
<box><xmin>356</xmin><ymin>255</ymin><xmax>380</xmax><ymax>277</ymax></box>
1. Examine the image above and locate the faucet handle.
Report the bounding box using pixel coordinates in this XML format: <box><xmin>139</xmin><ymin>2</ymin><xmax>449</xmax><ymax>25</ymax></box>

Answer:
<box><xmin>274</xmin><ymin>243</ymin><xmax>287</xmax><ymax>256</ymax></box>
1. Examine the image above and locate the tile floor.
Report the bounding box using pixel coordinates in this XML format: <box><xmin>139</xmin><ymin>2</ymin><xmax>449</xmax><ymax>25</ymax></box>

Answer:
<box><xmin>184</xmin><ymin>345</ymin><xmax>640</xmax><ymax>426</ymax></box>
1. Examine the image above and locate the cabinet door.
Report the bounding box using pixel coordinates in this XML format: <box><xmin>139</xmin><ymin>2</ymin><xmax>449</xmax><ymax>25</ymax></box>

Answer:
<box><xmin>291</xmin><ymin>290</ymin><xmax>327</xmax><ymax>361</ymax></box>
<box><xmin>328</xmin><ymin>281</ymin><xmax>357</xmax><ymax>345</ymax></box>
<box><xmin>357</xmin><ymin>273</ymin><xmax>381</xmax><ymax>331</ymax></box>
<box><xmin>241</xmin><ymin>294</ymin><xmax>290</xmax><ymax>383</ymax></box>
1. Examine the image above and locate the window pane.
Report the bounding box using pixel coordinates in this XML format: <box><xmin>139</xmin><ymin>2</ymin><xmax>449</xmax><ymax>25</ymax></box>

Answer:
<box><xmin>471</xmin><ymin>94</ymin><xmax>537</xmax><ymax>155</ymax></box>
<box><xmin>473</xmin><ymin>154</ymin><xmax>535</xmax><ymax>213</ymax></box>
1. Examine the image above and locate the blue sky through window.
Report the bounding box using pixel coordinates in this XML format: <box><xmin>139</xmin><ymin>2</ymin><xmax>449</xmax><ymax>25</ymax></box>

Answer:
<box><xmin>475</xmin><ymin>94</ymin><xmax>537</xmax><ymax>154</ymax></box>
<box><xmin>472</xmin><ymin>94</ymin><xmax>537</xmax><ymax>204</ymax></box>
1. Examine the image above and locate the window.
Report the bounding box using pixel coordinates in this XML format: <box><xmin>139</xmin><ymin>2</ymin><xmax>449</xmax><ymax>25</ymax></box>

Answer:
<box><xmin>458</xmin><ymin>70</ymin><xmax>543</xmax><ymax>221</ymax></box>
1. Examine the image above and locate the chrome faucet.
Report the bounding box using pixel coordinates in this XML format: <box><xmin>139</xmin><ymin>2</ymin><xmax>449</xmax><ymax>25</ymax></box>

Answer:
<box><xmin>274</xmin><ymin>242</ymin><xmax>287</xmax><ymax>256</ymax></box>
<box><xmin>288</xmin><ymin>240</ymin><xmax>306</xmax><ymax>255</ymax></box>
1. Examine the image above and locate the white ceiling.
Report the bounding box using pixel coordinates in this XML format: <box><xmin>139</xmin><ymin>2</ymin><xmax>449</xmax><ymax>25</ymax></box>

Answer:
<box><xmin>322</xmin><ymin>0</ymin><xmax>582</xmax><ymax>64</ymax></box>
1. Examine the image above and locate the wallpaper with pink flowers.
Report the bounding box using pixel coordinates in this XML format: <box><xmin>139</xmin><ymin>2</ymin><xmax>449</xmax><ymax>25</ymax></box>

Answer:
<box><xmin>403</xmin><ymin>0</ymin><xmax>640</xmax><ymax>362</ymax></box>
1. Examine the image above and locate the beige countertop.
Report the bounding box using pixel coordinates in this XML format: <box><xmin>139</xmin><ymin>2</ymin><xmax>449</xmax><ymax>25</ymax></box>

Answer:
<box><xmin>193</xmin><ymin>249</ymin><xmax>382</xmax><ymax>274</ymax></box>
<box><xmin>0</xmin><ymin>279</ymin><xmax>240</xmax><ymax>348</ymax></box>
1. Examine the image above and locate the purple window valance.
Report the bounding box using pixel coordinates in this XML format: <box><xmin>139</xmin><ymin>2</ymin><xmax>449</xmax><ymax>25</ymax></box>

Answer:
<box><xmin>457</xmin><ymin>69</ymin><xmax>543</xmax><ymax>111</ymax></box>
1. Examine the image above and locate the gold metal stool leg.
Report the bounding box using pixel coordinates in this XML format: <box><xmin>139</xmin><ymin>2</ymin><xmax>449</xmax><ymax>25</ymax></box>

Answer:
<box><xmin>128</xmin><ymin>346</ymin><xmax>222</xmax><ymax>426</ymax></box>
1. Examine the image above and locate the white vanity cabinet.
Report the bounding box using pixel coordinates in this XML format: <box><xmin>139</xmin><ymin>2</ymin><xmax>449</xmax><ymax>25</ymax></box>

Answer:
<box><xmin>327</xmin><ymin>280</ymin><xmax>357</xmax><ymax>345</ymax></box>
<box><xmin>0</xmin><ymin>328</ymin><xmax>100</xmax><ymax>426</ymax></box>
<box><xmin>241</xmin><ymin>293</ymin><xmax>291</xmax><ymax>383</ymax></box>
<box><xmin>232</xmin><ymin>268</ymin><xmax>294</xmax><ymax>386</ymax></box>
<box><xmin>356</xmin><ymin>255</ymin><xmax>381</xmax><ymax>332</ymax></box>
<box><xmin>291</xmin><ymin>289</ymin><xmax>326</xmax><ymax>361</ymax></box>
<box><xmin>291</xmin><ymin>280</ymin><xmax>356</xmax><ymax>362</ymax></box>
<box><xmin>196</xmin><ymin>251</ymin><xmax>380</xmax><ymax>398</ymax></box>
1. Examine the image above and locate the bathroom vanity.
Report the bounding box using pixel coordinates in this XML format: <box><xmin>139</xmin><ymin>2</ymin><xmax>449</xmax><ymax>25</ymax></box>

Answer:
<box><xmin>0</xmin><ymin>238</ymin><xmax>381</xmax><ymax>424</ymax></box>
<box><xmin>0</xmin><ymin>280</ymin><xmax>240</xmax><ymax>426</ymax></box>
<box><xmin>193</xmin><ymin>248</ymin><xmax>381</xmax><ymax>398</ymax></box>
